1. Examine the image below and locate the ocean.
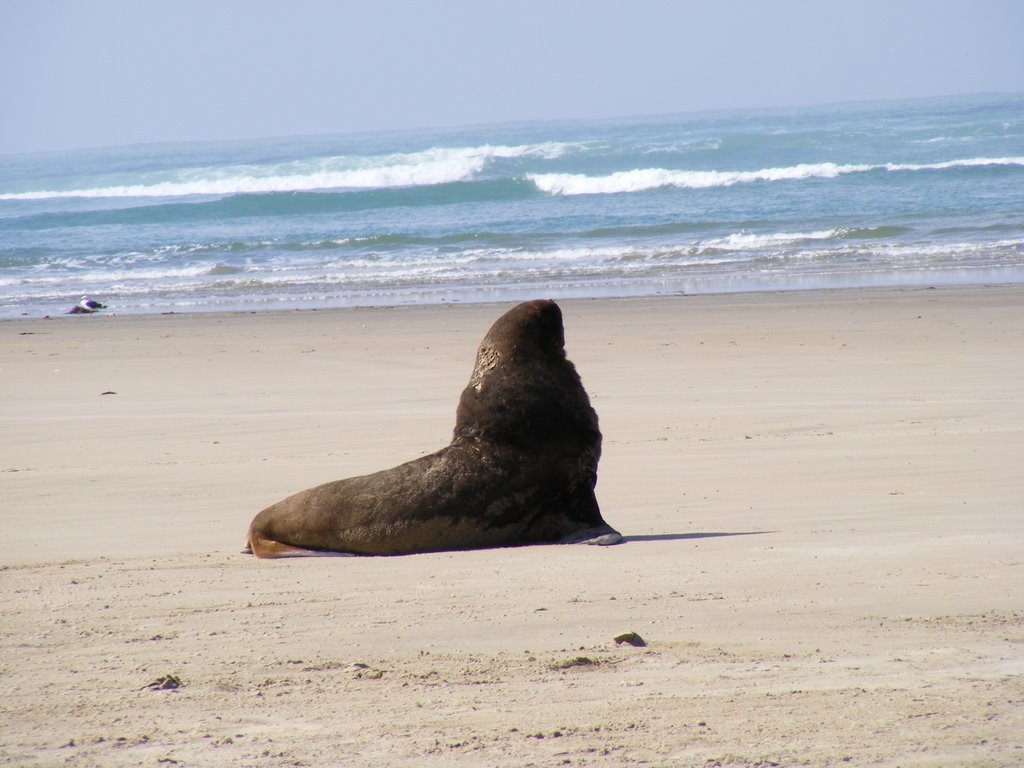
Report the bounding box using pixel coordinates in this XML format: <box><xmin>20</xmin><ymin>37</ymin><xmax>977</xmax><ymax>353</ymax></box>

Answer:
<box><xmin>1</xmin><ymin>92</ymin><xmax>1022</xmax><ymax>319</ymax></box>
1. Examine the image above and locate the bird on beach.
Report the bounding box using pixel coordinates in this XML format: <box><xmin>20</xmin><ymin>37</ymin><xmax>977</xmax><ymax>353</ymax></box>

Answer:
<box><xmin>68</xmin><ymin>296</ymin><xmax>107</xmax><ymax>314</ymax></box>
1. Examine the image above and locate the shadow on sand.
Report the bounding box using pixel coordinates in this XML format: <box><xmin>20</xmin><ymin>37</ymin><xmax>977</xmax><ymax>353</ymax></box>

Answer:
<box><xmin>623</xmin><ymin>531</ymin><xmax>775</xmax><ymax>543</ymax></box>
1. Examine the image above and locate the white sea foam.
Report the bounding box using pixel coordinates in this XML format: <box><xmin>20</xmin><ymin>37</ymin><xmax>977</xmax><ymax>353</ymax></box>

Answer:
<box><xmin>641</xmin><ymin>138</ymin><xmax>722</xmax><ymax>154</ymax></box>
<box><xmin>701</xmin><ymin>230</ymin><xmax>840</xmax><ymax>250</ymax></box>
<box><xmin>0</xmin><ymin>142</ymin><xmax>569</xmax><ymax>200</ymax></box>
<box><xmin>529</xmin><ymin>163</ymin><xmax>870</xmax><ymax>195</ymax></box>
<box><xmin>529</xmin><ymin>157</ymin><xmax>1024</xmax><ymax>195</ymax></box>
<box><xmin>883</xmin><ymin>157</ymin><xmax>1024</xmax><ymax>172</ymax></box>
<box><xmin>6</xmin><ymin>151</ymin><xmax>1020</xmax><ymax>201</ymax></box>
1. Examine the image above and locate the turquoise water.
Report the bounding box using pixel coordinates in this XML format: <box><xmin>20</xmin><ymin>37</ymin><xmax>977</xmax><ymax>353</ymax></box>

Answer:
<box><xmin>1</xmin><ymin>92</ymin><xmax>1022</xmax><ymax>318</ymax></box>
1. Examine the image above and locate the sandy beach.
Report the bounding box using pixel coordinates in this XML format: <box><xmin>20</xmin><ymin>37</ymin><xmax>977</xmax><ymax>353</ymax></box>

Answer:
<box><xmin>2</xmin><ymin>285</ymin><xmax>1022</xmax><ymax>767</ymax></box>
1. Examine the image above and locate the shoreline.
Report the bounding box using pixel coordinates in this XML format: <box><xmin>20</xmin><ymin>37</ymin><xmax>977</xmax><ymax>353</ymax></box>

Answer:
<box><xmin>3</xmin><ymin>283</ymin><xmax>1022</xmax><ymax>766</ymax></box>
<box><xmin>6</xmin><ymin>276</ymin><xmax>1024</xmax><ymax>325</ymax></box>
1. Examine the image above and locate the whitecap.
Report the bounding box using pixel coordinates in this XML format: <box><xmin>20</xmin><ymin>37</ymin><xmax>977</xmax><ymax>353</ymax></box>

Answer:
<box><xmin>883</xmin><ymin>157</ymin><xmax>1024</xmax><ymax>172</ymax></box>
<box><xmin>702</xmin><ymin>230</ymin><xmax>840</xmax><ymax>250</ymax></box>
<box><xmin>0</xmin><ymin>142</ymin><xmax>572</xmax><ymax>200</ymax></box>
<box><xmin>528</xmin><ymin>157</ymin><xmax>1024</xmax><ymax>196</ymax></box>
<box><xmin>528</xmin><ymin>163</ymin><xmax>872</xmax><ymax>195</ymax></box>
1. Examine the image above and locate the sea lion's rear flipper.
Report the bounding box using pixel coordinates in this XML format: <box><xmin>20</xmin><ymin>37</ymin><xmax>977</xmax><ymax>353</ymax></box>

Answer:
<box><xmin>243</xmin><ymin>534</ymin><xmax>357</xmax><ymax>558</ymax></box>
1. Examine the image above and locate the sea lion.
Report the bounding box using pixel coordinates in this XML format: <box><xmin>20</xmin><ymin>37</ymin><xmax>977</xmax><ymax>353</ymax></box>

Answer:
<box><xmin>243</xmin><ymin>299</ymin><xmax>621</xmax><ymax>557</ymax></box>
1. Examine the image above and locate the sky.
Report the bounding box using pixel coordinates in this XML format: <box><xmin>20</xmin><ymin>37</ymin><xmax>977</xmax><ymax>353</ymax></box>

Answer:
<box><xmin>2</xmin><ymin>0</ymin><xmax>1023</xmax><ymax>154</ymax></box>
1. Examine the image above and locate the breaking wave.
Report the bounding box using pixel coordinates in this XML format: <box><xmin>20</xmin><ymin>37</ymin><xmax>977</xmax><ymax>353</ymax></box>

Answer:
<box><xmin>0</xmin><ymin>142</ymin><xmax>569</xmax><ymax>200</ymax></box>
<box><xmin>529</xmin><ymin>156</ymin><xmax>1024</xmax><ymax>195</ymax></box>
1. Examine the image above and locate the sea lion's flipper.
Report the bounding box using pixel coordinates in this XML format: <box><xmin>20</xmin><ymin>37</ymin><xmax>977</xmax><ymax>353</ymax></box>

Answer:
<box><xmin>582</xmin><ymin>532</ymin><xmax>624</xmax><ymax>546</ymax></box>
<box><xmin>244</xmin><ymin>534</ymin><xmax>357</xmax><ymax>558</ymax></box>
<box><xmin>558</xmin><ymin>525</ymin><xmax>623</xmax><ymax>546</ymax></box>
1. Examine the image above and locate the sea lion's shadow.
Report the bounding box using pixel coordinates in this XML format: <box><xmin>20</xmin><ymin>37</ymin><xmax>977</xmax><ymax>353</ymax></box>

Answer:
<box><xmin>623</xmin><ymin>531</ymin><xmax>775</xmax><ymax>543</ymax></box>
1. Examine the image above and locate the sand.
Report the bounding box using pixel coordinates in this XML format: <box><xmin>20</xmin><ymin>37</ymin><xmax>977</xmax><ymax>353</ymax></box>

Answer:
<box><xmin>2</xmin><ymin>285</ymin><xmax>1022</xmax><ymax>767</ymax></box>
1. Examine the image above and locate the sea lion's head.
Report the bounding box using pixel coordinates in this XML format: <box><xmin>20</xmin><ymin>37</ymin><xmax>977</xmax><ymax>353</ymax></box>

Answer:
<box><xmin>453</xmin><ymin>300</ymin><xmax>598</xmax><ymax>452</ymax></box>
<box><xmin>465</xmin><ymin>300</ymin><xmax>565</xmax><ymax>391</ymax></box>
<box><xmin>481</xmin><ymin>299</ymin><xmax>566</xmax><ymax>363</ymax></box>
